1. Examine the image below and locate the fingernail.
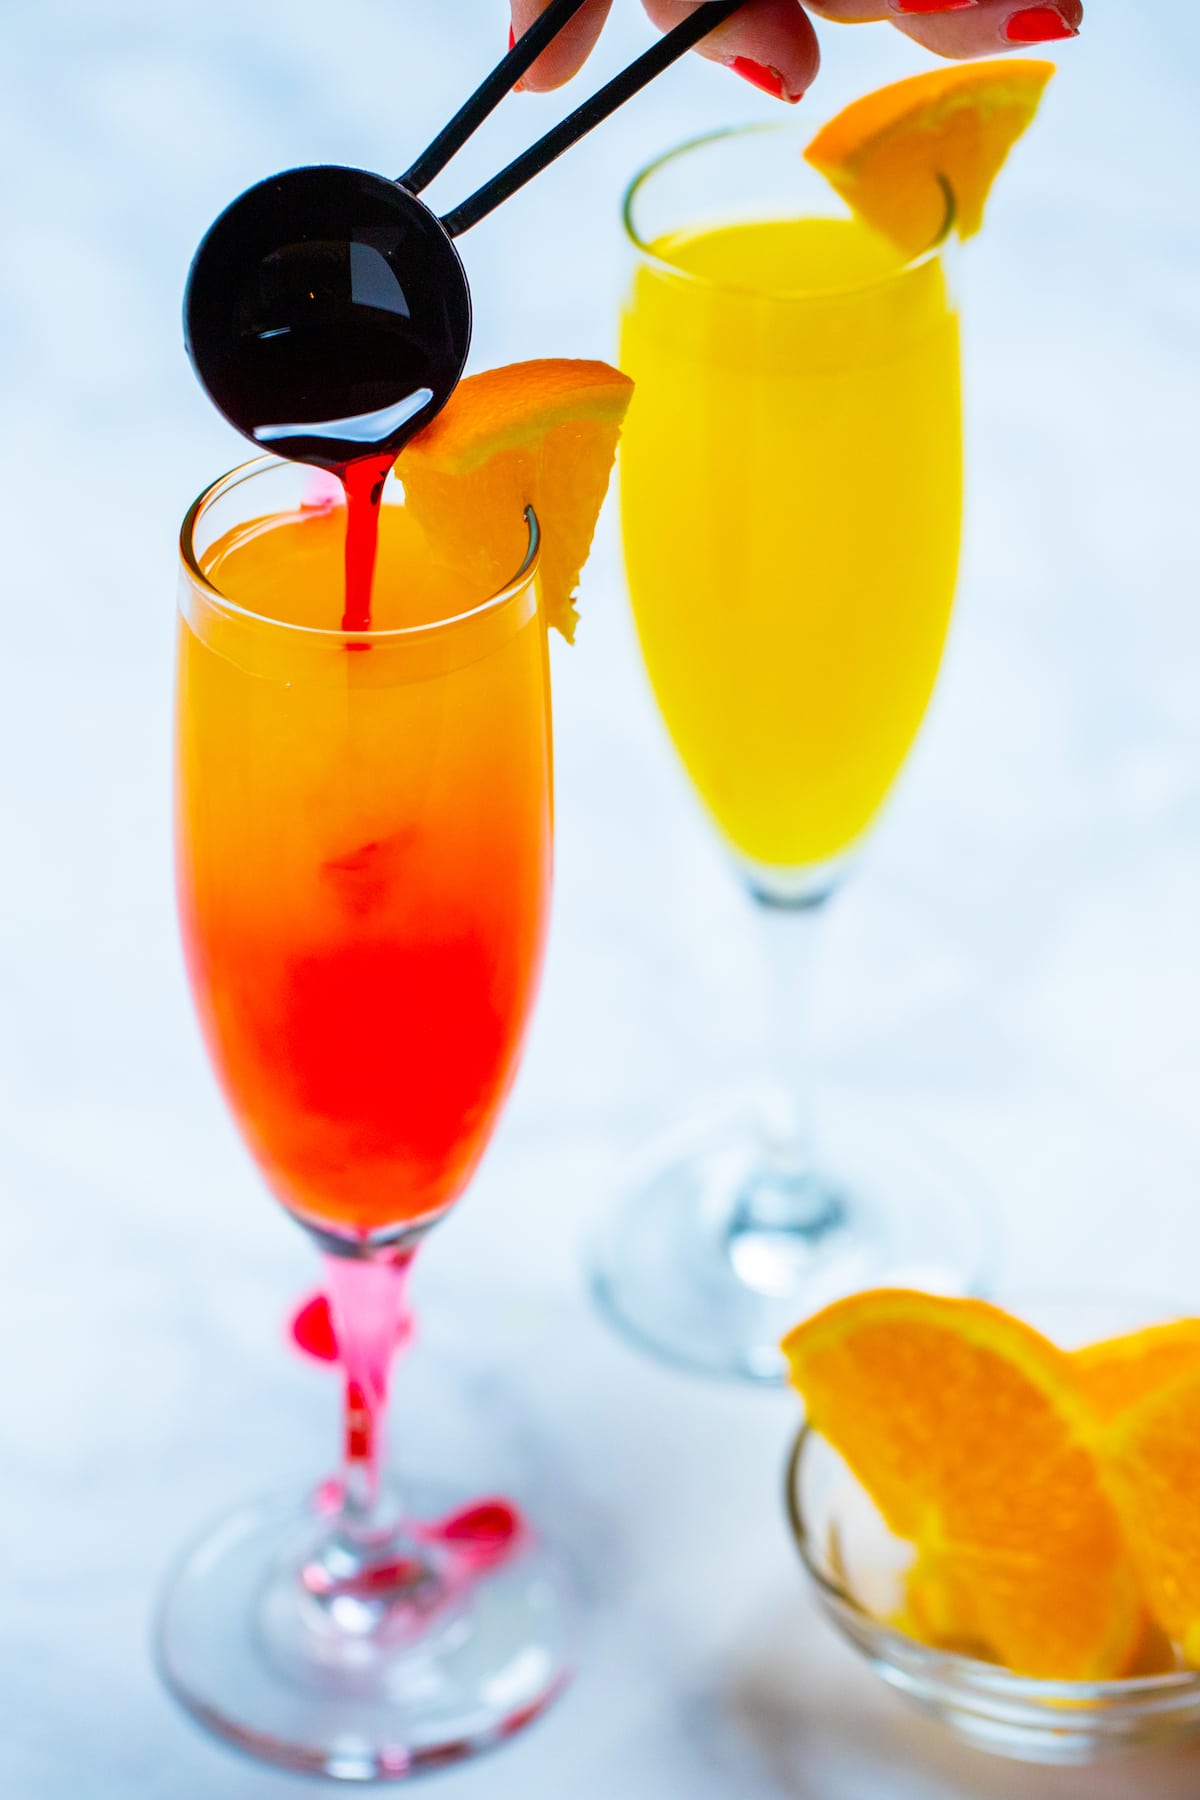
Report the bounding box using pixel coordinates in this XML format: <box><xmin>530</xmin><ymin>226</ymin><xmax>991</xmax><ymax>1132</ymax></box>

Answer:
<box><xmin>727</xmin><ymin>57</ymin><xmax>803</xmax><ymax>104</ymax></box>
<box><xmin>893</xmin><ymin>1</ymin><xmax>977</xmax><ymax>13</ymax></box>
<box><xmin>508</xmin><ymin>23</ymin><xmax>516</xmax><ymax>48</ymax></box>
<box><xmin>1003</xmin><ymin>5</ymin><xmax>1079</xmax><ymax>41</ymax></box>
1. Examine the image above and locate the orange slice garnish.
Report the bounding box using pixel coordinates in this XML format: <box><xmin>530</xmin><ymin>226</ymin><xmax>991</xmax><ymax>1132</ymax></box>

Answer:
<box><xmin>401</xmin><ymin>358</ymin><xmax>633</xmax><ymax>641</ymax></box>
<box><xmin>783</xmin><ymin>1291</ymin><xmax>1146</xmax><ymax>1679</ymax></box>
<box><xmin>804</xmin><ymin>61</ymin><xmax>1056</xmax><ymax>256</ymax></box>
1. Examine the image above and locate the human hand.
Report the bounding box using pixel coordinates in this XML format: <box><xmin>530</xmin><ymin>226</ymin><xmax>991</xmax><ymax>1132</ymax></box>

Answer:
<box><xmin>508</xmin><ymin>0</ymin><xmax>1082</xmax><ymax>103</ymax></box>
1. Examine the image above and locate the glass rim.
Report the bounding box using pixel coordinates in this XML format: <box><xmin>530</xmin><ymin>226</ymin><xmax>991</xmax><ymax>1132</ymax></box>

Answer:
<box><xmin>179</xmin><ymin>454</ymin><xmax>541</xmax><ymax>643</ymax></box>
<box><xmin>784</xmin><ymin>1424</ymin><xmax>1200</xmax><ymax>1701</ymax></box>
<box><xmin>622</xmin><ymin>121</ymin><xmax>956</xmax><ymax>303</ymax></box>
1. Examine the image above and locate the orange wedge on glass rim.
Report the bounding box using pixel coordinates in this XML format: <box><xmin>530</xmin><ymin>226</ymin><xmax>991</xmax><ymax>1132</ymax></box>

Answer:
<box><xmin>804</xmin><ymin>60</ymin><xmax>1056</xmax><ymax>256</ymax></box>
<box><xmin>783</xmin><ymin>1291</ymin><xmax>1147</xmax><ymax>1680</ymax></box>
<box><xmin>401</xmin><ymin>358</ymin><xmax>633</xmax><ymax>643</ymax></box>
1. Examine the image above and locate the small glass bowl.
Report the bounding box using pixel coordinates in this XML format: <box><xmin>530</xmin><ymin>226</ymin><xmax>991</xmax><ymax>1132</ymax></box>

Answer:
<box><xmin>785</xmin><ymin>1408</ymin><xmax>1200</xmax><ymax>1764</ymax></box>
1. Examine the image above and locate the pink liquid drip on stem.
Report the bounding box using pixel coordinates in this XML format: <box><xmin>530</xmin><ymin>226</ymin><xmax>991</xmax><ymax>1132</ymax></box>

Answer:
<box><xmin>297</xmin><ymin>1274</ymin><xmax>528</xmax><ymax>1587</ymax></box>
<box><xmin>290</xmin><ymin>1291</ymin><xmax>414</xmax><ymax>1365</ymax></box>
<box><xmin>302</xmin><ymin>1493</ymin><xmax>527</xmax><ymax>1600</ymax></box>
<box><xmin>322</xmin><ymin>1249</ymin><xmax>415</xmax><ymax>1514</ymax></box>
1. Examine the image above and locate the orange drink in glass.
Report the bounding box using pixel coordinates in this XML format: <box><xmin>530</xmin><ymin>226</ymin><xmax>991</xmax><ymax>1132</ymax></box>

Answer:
<box><xmin>177</xmin><ymin>470</ymin><xmax>552</xmax><ymax>1241</ymax></box>
<box><xmin>159</xmin><ymin>457</ymin><xmax>573</xmax><ymax>1778</ymax></box>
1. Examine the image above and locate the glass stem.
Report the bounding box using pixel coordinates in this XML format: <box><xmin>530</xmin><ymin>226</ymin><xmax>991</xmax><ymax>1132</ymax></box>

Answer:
<box><xmin>323</xmin><ymin>1247</ymin><xmax>416</xmax><ymax>1545</ymax></box>
<box><xmin>731</xmin><ymin>894</ymin><xmax>848</xmax><ymax>1254</ymax></box>
<box><xmin>755</xmin><ymin>895</ymin><xmax>825</xmax><ymax>1173</ymax></box>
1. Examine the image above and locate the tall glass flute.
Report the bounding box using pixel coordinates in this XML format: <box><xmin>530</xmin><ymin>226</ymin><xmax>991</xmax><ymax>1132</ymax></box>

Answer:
<box><xmin>592</xmin><ymin>125</ymin><xmax>989</xmax><ymax>1382</ymax></box>
<box><xmin>159</xmin><ymin>458</ymin><xmax>570</xmax><ymax>1778</ymax></box>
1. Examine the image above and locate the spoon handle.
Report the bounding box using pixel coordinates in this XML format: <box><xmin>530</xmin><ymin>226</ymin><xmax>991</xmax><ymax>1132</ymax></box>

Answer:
<box><xmin>400</xmin><ymin>0</ymin><xmax>592</xmax><ymax>197</ymax></box>
<box><xmin>439</xmin><ymin>0</ymin><xmax>748</xmax><ymax>240</ymax></box>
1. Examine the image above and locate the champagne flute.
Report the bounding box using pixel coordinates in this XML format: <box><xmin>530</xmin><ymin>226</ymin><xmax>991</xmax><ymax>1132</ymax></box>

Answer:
<box><xmin>158</xmin><ymin>457</ymin><xmax>569</xmax><ymax>1778</ymax></box>
<box><xmin>592</xmin><ymin>126</ymin><xmax>990</xmax><ymax>1382</ymax></box>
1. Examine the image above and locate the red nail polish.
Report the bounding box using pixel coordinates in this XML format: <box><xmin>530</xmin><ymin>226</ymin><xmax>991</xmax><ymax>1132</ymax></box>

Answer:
<box><xmin>728</xmin><ymin>57</ymin><xmax>801</xmax><ymax>104</ymax></box>
<box><xmin>893</xmin><ymin>1</ymin><xmax>977</xmax><ymax>14</ymax></box>
<box><xmin>1003</xmin><ymin>5</ymin><xmax>1078</xmax><ymax>42</ymax></box>
<box><xmin>508</xmin><ymin>24</ymin><xmax>516</xmax><ymax>49</ymax></box>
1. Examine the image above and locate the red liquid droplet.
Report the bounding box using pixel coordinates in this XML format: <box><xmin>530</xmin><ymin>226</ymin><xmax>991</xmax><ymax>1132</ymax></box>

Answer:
<box><xmin>418</xmin><ymin>1498</ymin><xmax>527</xmax><ymax>1573</ymax></box>
<box><xmin>291</xmin><ymin>1293</ymin><xmax>340</xmax><ymax>1363</ymax></box>
<box><xmin>435</xmin><ymin>1500</ymin><xmax>521</xmax><ymax>1548</ymax></box>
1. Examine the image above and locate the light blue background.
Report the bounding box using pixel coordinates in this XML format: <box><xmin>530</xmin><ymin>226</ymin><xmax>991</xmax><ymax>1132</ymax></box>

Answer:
<box><xmin>1</xmin><ymin>2</ymin><xmax>1199</xmax><ymax>1793</ymax></box>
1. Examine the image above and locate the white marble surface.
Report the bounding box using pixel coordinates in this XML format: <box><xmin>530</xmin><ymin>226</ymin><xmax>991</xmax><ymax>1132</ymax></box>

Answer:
<box><xmin>3</xmin><ymin>0</ymin><xmax>1200</xmax><ymax>1793</ymax></box>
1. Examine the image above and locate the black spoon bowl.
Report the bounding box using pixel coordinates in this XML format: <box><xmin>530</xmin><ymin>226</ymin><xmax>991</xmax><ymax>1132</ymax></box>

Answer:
<box><xmin>184</xmin><ymin>166</ymin><xmax>471</xmax><ymax>472</ymax></box>
<box><xmin>183</xmin><ymin>0</ymin><xmax>745</xmax><ymax>473</ymax></box>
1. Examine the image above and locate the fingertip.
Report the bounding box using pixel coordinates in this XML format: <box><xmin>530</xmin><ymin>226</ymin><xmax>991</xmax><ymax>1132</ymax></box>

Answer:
<box><xmin>889</xmin><ymin>0</ymin><xmax>1082</xmax><ymax>57</ymax></box>
<box><xmin>509</xmin><ymin>0</ymin><xmax>613</xmax><ymax>92</ymax></box>
<box><xmin>643</xmin><ymin>0</ymin><xmax>820</xmax><ymax>103</ymax></box>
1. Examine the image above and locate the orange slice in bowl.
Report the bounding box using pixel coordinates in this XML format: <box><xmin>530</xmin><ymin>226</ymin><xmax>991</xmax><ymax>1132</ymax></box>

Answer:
<box><xmin>904</xmin><ymin>1317</ymin><xmax>1200</xmax><ymax>1664</ymax></box>
<box><xmin>1098</xmin><ymin>1367</ymin><xmax>1200</xmax><ymax>1659</ymax></box>
<box><xmin>1075</xmin><ymin>1319</ymin><xmax>1200</xmax><ymax>1423</ymax></box>
<box><xmin>805</xmin><ymin>61</ymin><xmax>1056</xmax><ymax>256</ymax></box>
<box><xmin>783</xmin><ymin>1290</ymin><xmax>1146</xmax><ymax>1679</ymax></box>
<box><xmin>903</xmin><ymin>1544</ymin><xmax>1176</xmax><ymax>1676</ymax></box>
<box><xmin>901</xmin><ymin>1548</ymin><xmax>991</xmax><ymax>1660</ymax></box>
<box><xmin>401</xmin><ymin>358</ymin><xmax>633</xmax><ymax>642</ymax></box>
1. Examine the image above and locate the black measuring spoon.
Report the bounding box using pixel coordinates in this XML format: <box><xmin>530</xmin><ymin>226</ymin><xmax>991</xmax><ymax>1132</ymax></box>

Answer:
<box><xmin>184</xmin><ymin>0</ymin><xmax>745</xmax><ymax>473</ymax></box>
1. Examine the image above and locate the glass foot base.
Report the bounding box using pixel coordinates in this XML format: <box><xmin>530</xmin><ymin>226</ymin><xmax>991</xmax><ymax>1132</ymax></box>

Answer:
<box><xmin>591</xmin><ymin>1096</ymin><xmax>992</xmax><ymax>1384</ymax></box>
<box><xmin>156</xmin><ymin>1480</ymin><xmax>576</xmax><ymax>1780</ymax></box>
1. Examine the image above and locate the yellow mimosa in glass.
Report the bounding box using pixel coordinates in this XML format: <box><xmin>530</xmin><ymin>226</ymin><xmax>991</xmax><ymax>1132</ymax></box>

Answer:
<box><xmin>593</xmin><ymin>121</ymin><xmax>988</xmax><ymax>1389</ymax></box>
<box><xmin>621</xmin><ymin>197</ymin><xmax>961</xmax><ymax>877</ymax></box>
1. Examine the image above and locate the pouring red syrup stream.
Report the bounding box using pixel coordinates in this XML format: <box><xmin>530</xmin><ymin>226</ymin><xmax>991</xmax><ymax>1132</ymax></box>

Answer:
<box><xmin>337</xmin><ymin>451</ymin><xmax>400</xmax><ymax>634</ymax></box>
